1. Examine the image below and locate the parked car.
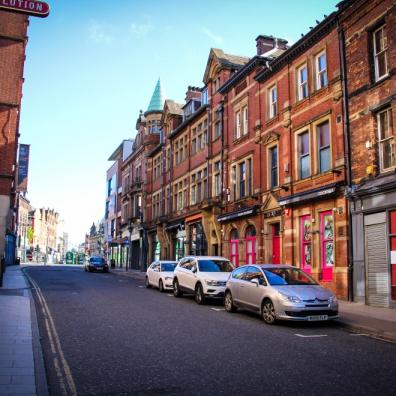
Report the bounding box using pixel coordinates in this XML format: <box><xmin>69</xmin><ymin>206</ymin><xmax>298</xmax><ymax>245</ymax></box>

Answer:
<box><xmin>145</xmin><ymin>261</ymin><xmax>177</xmax><ymax>292</ymax></box>
<box><xmin>84</xmin><ymin>256</ymin><xmax>109</xmax><ymax>273</ymax></box>
<box><xmin>173</xmin><ymin>256</ymin><xmax>234</xmax><ymax>304</ymax></box>
<box><xmin>224</xmin><ymin>264</ymin><xmax>338</xmax><ymax>324</ymax></box>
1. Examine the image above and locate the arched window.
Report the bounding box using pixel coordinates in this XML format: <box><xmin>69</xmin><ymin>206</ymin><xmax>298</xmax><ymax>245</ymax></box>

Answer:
<box><xmin>245</xmin><ymin>225</ymin><xmax>256</xmax><ymax>264</ymax></box>
<box><xmin>229</xmin><ymin>228</ymin><xmax>239</xmax><ymax>267</ymax></box>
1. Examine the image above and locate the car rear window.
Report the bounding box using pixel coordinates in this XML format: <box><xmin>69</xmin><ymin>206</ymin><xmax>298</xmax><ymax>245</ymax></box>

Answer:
<box><xmin>90</xmin><ymin>257</ymin><xmax>104</xmax><ymax>264</ymax></box>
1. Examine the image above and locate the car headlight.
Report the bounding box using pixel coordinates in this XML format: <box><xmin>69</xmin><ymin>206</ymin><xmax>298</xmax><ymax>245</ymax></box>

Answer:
<box><xmin>328</xmin><ymin>295</ymin><xmax>338</xmax><ymax>303</ymax></box>
<box><xmin>164</xmin><ymin>276</ymin><xmax>173</xmax><ymax>281</ymax></box>
<box><xmin>278</xmin><ymin>292</ymin><xmax>302</xmax><ymax>303</ymax></box>
<box><xmin>206</xmin><ymin>280</ymin><xmax>225</xmax><ymax>286</ymax></box>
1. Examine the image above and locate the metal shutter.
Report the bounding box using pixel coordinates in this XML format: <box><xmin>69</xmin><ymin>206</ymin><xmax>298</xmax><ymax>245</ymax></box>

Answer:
<box><xmin>365</xmin><ymin>223</ymin><xmax>389</xmax><ymax>307</ymax></box>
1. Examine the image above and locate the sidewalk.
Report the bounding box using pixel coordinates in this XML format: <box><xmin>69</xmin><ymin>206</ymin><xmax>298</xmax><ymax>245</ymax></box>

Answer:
<box><xmin>0</xmin><ymin>265</ymin><xmax>47</xmax><ymax>396</ymax></box>
<box><xmin>111</xmin><ymin>268</ymin><xmax>396</xmax><ymax>342</ymax></box>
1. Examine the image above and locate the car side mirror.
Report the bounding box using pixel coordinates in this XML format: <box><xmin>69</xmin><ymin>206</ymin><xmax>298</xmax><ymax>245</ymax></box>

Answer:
<box><xmin>251</xmin><ymin>278</ymin><xmax>259</xmax><ymax>286</ymax></box>
<box><xmin>192</xmin><ymin>266</ymin><xmax>197</xmax><ymax>273</ymax></box>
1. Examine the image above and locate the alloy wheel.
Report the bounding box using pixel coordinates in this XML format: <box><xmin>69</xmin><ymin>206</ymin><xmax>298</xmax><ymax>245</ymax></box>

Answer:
<box><xmin>195</xmin><ymin>284</ymin><xmax>205</xmax><ymax>305</ymax></box>
<box><xmin>262</xmin><ymin>300</ymin><xmax>276</xmax><ymax>324</ymax></box>
<box><xmin>224</xmin><ymin>292</ymin><xmax>236</xmax><ymax>313</ymax></box>
<box><xmin>159</xmin><ymin>279</ymin><xmax>164</xmax><ymax>292</ymax></box>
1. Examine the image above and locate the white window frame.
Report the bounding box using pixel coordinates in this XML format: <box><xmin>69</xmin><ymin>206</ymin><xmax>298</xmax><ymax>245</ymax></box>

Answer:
<box><xmin>236</xmin><ymin>111</ymin><xmax>241</xmax><ymax>139</ymax></box>
<box><xmin>377</xmin><ymin>108</ymin><xmax>394</xmax><ymax>172</ymax></box>
<box><xmin>315</xmin><ymin>51</ymin><xmax>328</xmax><ymax>90</ymax></box>
<box><xmin>269</xmin><ymin>85</ymin><xmax>277</xmax><ymax>119</ymax></box>
<box><xmin>297</xmin><ymin>64</ymin><xmax>308</xmax><ymax>101</ymax></box>
<box><xmin>373</xmin><ymin>25</ymin><xmax>388</xmax><ymax>82</ymax></box>
<box><xmin>243</xmin><ymin>106</ymin><xmax>248</xmax><ymax>135</ymax></box>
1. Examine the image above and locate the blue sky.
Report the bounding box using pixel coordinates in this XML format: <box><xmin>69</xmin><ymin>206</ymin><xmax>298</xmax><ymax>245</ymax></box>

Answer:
<box><xmin>19</xmin><ymin>0</ymin><xmax>339</xmax><ymax>246</ymax></box>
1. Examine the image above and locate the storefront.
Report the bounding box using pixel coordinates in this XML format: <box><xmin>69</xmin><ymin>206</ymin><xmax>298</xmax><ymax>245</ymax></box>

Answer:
<box><xmin>130</xmin><ymin>228</ymin><xmax>140</xmax><ymax>270</ymax></box>
<box><xmin>279</xmin><ymin>183</ymin><xmax>347</xmax><ymax>298</ymax></box>
<box><xmin>350</xmin><ymin>174</ymin><xmax>396</xmax><ymax>307</ymax></box>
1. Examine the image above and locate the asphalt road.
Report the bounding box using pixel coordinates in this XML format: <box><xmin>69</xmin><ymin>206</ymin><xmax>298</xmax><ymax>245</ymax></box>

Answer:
<box><xmin>25</xmin><ymin>265</ymin><xmax>396</xmax><ymax>396</ymax></box>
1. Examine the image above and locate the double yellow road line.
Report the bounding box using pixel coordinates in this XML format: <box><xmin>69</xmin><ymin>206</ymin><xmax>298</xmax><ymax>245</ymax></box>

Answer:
<box><xmin>24</xmin><ymin>270</ymin><xmax>77</xmax><ymax>396</ymax></box>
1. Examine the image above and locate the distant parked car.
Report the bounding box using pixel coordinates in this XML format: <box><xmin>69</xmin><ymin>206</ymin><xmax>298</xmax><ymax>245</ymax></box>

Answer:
<box><xmin>173</xmin><ymin>256</ymin><xmax>234</xmax><ymax>304</ymax></box>
<box><xmin>84</xmin><ymin>256</ymin><xmax>109</xmax><ymax>273</ymax></box>
<box><xmin>145</xmin><ymin>261</ymin><xmax>177</xmax><ymax>292</ymax></box>
<box><xmin>224</xmin><ymin>264</ymin><xmax>338</xmax><ymax>324</ymax></box>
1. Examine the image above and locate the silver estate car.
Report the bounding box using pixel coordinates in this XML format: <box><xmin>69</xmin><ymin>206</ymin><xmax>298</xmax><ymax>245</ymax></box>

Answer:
<box><xmin>224</xmin><ymin>264</ymin><xmax>338</xmax><ymax>324</ymax></box>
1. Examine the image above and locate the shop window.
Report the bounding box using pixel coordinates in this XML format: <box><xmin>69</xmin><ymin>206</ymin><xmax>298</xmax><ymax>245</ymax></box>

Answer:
<box><xmin>320</xmin><ymin>211</ymin><xmax>334</xmax><ymax>281</ymax></box>
<box><xmin>230</xmin><ymin>228</ymin><xmax>239</xmax><ymax>267</ymax></box>
<box><xmin>389</xmin><ymin>210</ymin><xmax>396</xmax><ymax>301</ymax></box>
<box><xmin>245</xmin><ymin>225</ymin><xmax>256</xmax><ymax>265</ymax></box>
<box><xmin>300</xmin><ymin>215</ymin><xmax>312</xmax><ymax>273</ymax></box>
<box><xmin>189</xmin><ymin>223</ymin><xmax>207</xmax><ymax>256</ymax></box>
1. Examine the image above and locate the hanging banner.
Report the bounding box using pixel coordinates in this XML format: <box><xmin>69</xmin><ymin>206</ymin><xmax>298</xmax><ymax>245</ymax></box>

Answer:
<box><xmin>0</xmin><ymin>0</ymin><xmax>50</xmax><ymax>18</ymax></box>
<box><xmin>17</xmin><ymin>144</ymin><xmax>30</xmax><ymax>192</ymax></box>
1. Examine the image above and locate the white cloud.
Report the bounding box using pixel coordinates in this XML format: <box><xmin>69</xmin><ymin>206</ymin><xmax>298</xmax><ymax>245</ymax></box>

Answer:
<box><xmin>88</xmin><ymin>21</ymin><xmax>113</xmax><ymax>44</ymax></box>
<box><xmin>202</xmin><ymin>27</ymin><xmax>224</xmax><ymax>45</ymax></box>
<box><xmin>130</xmin><ymin>22</ymin><xmax>154</xmax><ymax>38</ymax></box>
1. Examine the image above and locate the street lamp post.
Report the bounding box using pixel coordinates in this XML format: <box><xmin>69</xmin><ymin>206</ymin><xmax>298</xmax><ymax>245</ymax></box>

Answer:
<box><xmin>127</xmin><ymin>219</ymin><xmax>133</xmax><ymax>272</ymax></box>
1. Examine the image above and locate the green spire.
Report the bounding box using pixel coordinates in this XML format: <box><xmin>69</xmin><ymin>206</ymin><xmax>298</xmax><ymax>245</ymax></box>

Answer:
<box><xmin>146</xmin><ymin>78</ymin><xmax>166</xmax><ymax>113</ymax></box>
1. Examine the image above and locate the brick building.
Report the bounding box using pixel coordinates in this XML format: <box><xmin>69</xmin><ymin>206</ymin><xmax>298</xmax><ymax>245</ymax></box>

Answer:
<box><xmin>338</xmin><ymin>0</ymin><xmax>396</xmax><ymax>307</ymax></box>
<box><xmin>0</xmin><ymin>11</ymin><xmax>28</xmax><ymax>267</ymax></box>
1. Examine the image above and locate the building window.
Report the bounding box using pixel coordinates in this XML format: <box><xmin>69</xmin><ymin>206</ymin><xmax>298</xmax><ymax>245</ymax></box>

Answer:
<box><xmin>153</xmin><ymin>155</ymin><xmax>162</xmax><ymax>179</ymax></box>
<box><xmin>235</xmin><ymin>111</ymin><xmax>241</xmax><ymax>139</ymax></box>
<box><xmin>190</xmin><ymin>169</ymin><xmax>207</xmax><ymax>205</ymax></box>
<box><xmin>317</xmin><ymin>121</ymin><xmax>331</xmax><ymax>173</ymax></box>
<box><xmin>192</xmin><ymin>120</ymin><xmax>207</xmax><ymax>154</ymax></box>
<box><xmin>320</xmin><ymin>211</ymin><xmax>334</xmax><ymax>281</ymax></box>
<box><xmin>231</xmin><ymin>165</ymin><xmax>237</xmax><ymax>201</ymax></box>
<box><xmin>315</xmin><ymin>51</ymin><xmax>328</xmax><ymax>89</ymax></box>
<box><xmin>269</xmin><ymin>146</ymin><xmax>278</xmax><ymax>188</ymax></box>
<box><xmin>231</xmin><ymin>158</ymin><xmax>252</xmax><ymax>201</ymax></box>
<box><xmin>239</xmin><ymin>162</ymin><xmax>246</xmax><ymax>198</ymax></box>
<box><xmin>300</xmin><ymin>215</ymin><xmax>312</xmax><ymax>273</ymax></box>
<box><xmin>230</xmin><ymin>228</ymin><xmax>239</xmax><ymax>267</ymax></box>
<box><xmin>243</xmin><ymin>106</ymin><xmax>248</xmax><ymax>135</ymax></box>
<box><xmin>373</xmin><ymin>25</ymin><xmax>388</xmax><ymax>81</ymax></box>
<box><xmin>299</xmin><ymin>131</ymin><xmax>310</xmax><ymax>179</ymax></box>
<box><xmin>268</xmin><ymin>85</ymin><xmax>277</xmax><ymax>119</ymax></box>
<box><xmin>213</xmin><ymin>161</ymin><xmax>221</xmax><ymax>197</ymax></box>
<box><xmin>201</xmin><ymin>87</ymin><xmax>208</xmax><ymax>105</ymax></box>
<box><xmin>377</xmin><ymin>108</ymin><xmax>394</xmax><ymax>172</ymax></box>
<box><xmin>214</xmin><ymin>110</ymin><xmax>222</xmax><ymax>139</ymax></box>
<box><xmin>297</xmin><ymin>64</ymin><xmax>308</xmax><ymax>100</ymax></box>
<box><xmin>389</xmin><ymin>210</ymin><xmax>396</xmax><ymax>301</ymax></box>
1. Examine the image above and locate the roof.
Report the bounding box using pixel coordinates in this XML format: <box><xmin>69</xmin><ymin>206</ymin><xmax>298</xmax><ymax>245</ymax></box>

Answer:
<box><xmin>165</xmin><ymin>99</ymin><xmax>183</xmax><ymax>116</ymax></box>
<box><xmin>146</xmin><ymin>78</ymin><xmax>166</xmax><ymax>114</ymax></box>
<box><xmin>203</xmin><ymin>48</ymin><xmax>250</xmax><ymax>83</ymax></box>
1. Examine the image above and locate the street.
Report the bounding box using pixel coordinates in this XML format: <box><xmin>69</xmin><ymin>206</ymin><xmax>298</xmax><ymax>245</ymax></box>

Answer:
<box><xmin>25</xmin><ymin>265</ymin><xmax>396</xmax><ymax>396</ymax></box>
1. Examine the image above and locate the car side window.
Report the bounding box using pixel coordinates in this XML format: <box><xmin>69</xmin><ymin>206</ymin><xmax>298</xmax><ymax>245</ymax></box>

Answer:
<box><xmin>180</xmin><ymin>259</ymin><xmax>192</xmax><ymax>270</ymax></box>
<box><xmin>232</xmin><ymin>267</ymin><xmax>247</xmax><ymax>280</ymax></box>
<box><xmin>244</xmin><ymin>266</ymin><xmax>266</xmax><ymax>284</ymax></box>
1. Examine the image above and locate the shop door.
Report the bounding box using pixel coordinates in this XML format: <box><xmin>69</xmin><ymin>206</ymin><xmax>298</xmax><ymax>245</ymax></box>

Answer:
<box><xmin>271</xmin><ymin>224</ymin><xmax>280</xmax><ymax>264</ymax></box>
<box><xmin>230</xmin><ymin>240</ymin><xmax>239</xmax><ymax>267</ymax></box>
<box><xmin>131</xmin><ymin>241</ymin><xmax>140</xmax><ymax>270</ymax></box>
<box><xmin>245</xmin><ymin>237</ymin><xmax>256</xmax><ymax>264</ymax></box>
<box><xmin>365</xmin><ymin>220</ymin><xmax>388</xmax><ymax>307</ymax></box>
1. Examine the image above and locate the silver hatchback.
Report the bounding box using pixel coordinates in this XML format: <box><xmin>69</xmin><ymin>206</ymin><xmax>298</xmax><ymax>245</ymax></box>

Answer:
<box><xmin>224</xmin><ymin>264</ymin><xmax>338</xmax><ymax>324</ymax></box>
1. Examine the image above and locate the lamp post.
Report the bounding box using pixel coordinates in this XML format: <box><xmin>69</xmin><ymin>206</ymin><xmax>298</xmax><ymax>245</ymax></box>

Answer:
<box><xmin>127</xmin><ymin>219</ymin><xmax>133</xmax><ymax>272</ymax></box>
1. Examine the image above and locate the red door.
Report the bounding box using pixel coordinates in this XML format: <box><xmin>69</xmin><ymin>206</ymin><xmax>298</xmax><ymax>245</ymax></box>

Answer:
<box><xmin>271</xmin><ymin>223</ymin><xmax>280</xmax><ymax>264</ymax></box>
<box><xmin>230</xmin><ymin>240</ymin><xmax>239</xmax><ymax>267</ymax></box>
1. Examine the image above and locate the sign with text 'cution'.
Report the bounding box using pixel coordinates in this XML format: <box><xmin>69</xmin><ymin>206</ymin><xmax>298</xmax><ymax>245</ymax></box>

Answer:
<box><xmin>17</xmin><ymin>144</ymin><xmax>30</xmax><ymax>192</ymax></box>
<box><xmin>0</xmin><ymin>0</ymin><xmax>50</xmax><ymax>17</ymax></box>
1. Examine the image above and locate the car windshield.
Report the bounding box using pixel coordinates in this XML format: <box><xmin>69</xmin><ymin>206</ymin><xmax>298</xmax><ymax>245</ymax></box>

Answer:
<box><xmin>90</xmin><ymin>258</ymin><xmax>104</xmax><ymax>264</ymax></box>
<box><xmin>198</xmin><ymin>260</ymin><xmax>234</xmax><ymax>272</ymax></box>
<box><xmin>263</xmin><ymin>268</ymin><xmax>318</xmax><ymax>286</ymax></box>
<box><xmin>161</xmin><ymin>263</ymin><xmax>176</xmax><ymax>272</ymax></box>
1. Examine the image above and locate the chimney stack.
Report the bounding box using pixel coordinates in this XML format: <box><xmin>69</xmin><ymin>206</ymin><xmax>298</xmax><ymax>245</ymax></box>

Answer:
<box><xmin>185</xmin><ymin>86</ymin><xmax>201</xmax><ymax>102</ymax></box>
<box><xmin>256</xmin><ymin>35</ymin><xmax>288</xmax><ymax>56</ymax></box>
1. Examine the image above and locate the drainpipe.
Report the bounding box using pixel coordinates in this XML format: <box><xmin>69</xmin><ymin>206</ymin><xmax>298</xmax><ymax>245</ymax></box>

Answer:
<box><xmin>219</xmin><ymin>100</ymin><xmax>225</xmax><ymax>256</ymax></box>
<box><xmin>338</xmin><ymin>20</ymin><xmax>354</xmax><ymax>302</ymax></box>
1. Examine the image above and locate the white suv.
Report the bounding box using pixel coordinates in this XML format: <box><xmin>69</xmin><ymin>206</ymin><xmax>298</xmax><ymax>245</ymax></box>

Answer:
<box><xmin>173</xmin><ymin>256</ymin><xmax>234</xmax><ymax>304</ymax></box>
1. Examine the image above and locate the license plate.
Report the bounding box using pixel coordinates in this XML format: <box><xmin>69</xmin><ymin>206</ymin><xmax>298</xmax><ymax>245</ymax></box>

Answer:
<box><xmin>308</xmin><ymin>315</ymin><xmax>328</xmax><ymax>321</ymax></box>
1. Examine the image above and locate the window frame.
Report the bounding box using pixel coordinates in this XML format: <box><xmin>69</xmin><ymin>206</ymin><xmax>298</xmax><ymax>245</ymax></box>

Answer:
<box><xmin>377</xmin><ymin>108</ymin><xmax>394</xmax><ymax>172</ymax></box>
<box><xmin>373</xmin><ymin>25</ymin><xmax>389</xmax><ymax>82</ymax></box>
<box><xmin>268</xmin><ymin>85</ymin><xmax>277</xmax><ymax>119</ymax></box>
<box><xmin>297</xmin><ymin>63</ymin><xmax>308</xmax><ymax>101</ymax></box>
<box><xmin>297</xmin><ymin>130</ymin><xmax>311</xmax><ymax>179</ymax></box>
<box><xmin>268</xmin><ymin>144</ymin><xmax>279</xmax><ymax>189</ymax></box>
<box><xmin>316</xmin><ymin>120</ymin><xmax>331</xmax><ymax>174</ymax></box>
<box><xmin>315</xmin><ymin>51</ymin><xmax>328</xmax><ymax>90</ymax></box>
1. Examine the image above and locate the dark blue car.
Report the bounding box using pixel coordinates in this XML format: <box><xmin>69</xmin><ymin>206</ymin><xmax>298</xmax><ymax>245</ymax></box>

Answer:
<box><xmin>84</xmin><ymin>256</ymin><xmax>109</xmax><ymax>273</ymax></box>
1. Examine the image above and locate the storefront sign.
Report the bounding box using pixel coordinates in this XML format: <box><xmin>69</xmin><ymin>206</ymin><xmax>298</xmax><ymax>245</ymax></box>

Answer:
<box><xmin>218</xmin><ymin>206</ymin><xmax>258</xmax><ymax>223</ymax></box>
<box><xmin>17</xmin><ymin>144</ymin><xmax>30</xmax><ymax>192</ymax></box>
<box><xmin>0</xmin><ymin>0</ymin><xmax>50</xmax><ymax>17</ymax></box>
<box><xmin>264</xmin><ymin>209</ymin><xmax>282</xmax><ymax>219</ymax></box>
<box><xmin>278</xmin><ymin>183</ymin><xmax>338</xmax><ymax>207</ymax></box>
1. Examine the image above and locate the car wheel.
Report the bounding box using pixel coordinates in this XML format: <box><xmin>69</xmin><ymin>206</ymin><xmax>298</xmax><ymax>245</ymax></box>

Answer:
<box><xmin>224</xmin><ymin>291</ymin><xmax>237</xmax><ymax>313</ymax></box>
<box><xmin>88</xmin><ymin>267</ymin><xmax>92</xmax><ymax>273</ymax></box>
<box><xmin>173</xmin><ymin>279</ymin><xmax>183</xmax><ymax>297</ymax></box>
<box><xmin>195</xmin><ymin>283</ymin><xmax>205</xmax><ymax>305</ymax></box>
<box><xmin>261</xmin><ymin>299</ymin><xmax>276</xmax><ymax>324</ymax></box>
<box><xmin>84</xmin><ymin>267</ymin><xmax>87</xmax><ymax>272</ymax></box>
<box><xmin>145</xmin><ymin>276</ymin><xmax>151</xmax><ymax>288</ymax></box>
<box><xmin>159</xmin><ymin>279</ymin><xmax>164</xmax><ymax>292</ymax></box>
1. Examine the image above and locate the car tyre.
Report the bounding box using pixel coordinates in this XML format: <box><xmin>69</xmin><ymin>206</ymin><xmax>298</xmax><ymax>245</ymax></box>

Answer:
<box><xmin>173</xmin><ymin>279</ymin><xmax>183</xmax><ymax>297</ymax></box>
<box><xmin>195</xmin><ymin>283</ymin><xmax>205</xmax><ymax>305</ymax></box>
<box><xmin>224</xmin><ymin>291</ymin><xmax>237</xmax><ymax>313</ymax></box>
<box><xmin>159</xmin><ymin>279</ymin><xmax>164</xmax><ymax>293</ymax></box>
<box><xmin>145</xmin><ymin>276</ymin><xmax>151</xmax><ymax>288</ymax></box>
<box><xmin>262</xmin><ymin>299</ymin><xmax>276</xmax><ymax>325</ymax></box>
